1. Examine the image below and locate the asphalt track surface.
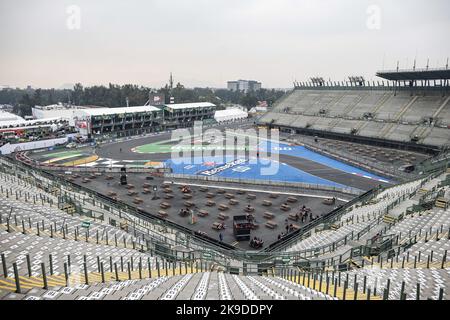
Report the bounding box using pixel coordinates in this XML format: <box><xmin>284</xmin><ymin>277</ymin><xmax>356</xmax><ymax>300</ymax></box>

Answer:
<box><xmin>95</xmin><ymin>129</ymin><xmax>391</xmax><ymax>191</ymax></box>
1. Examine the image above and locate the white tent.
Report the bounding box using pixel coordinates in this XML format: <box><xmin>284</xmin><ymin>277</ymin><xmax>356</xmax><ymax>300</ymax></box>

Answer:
<box><xmin>214</xmin><ymin>108</ymin><xmax>248</xmax><ymax>123</ymax></box>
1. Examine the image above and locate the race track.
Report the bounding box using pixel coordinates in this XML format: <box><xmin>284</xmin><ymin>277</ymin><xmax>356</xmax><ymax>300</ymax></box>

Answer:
<box><xmin>92</xmin><ymin>129</ymin><xmax>392</xmax><ymax>191</ymax></box>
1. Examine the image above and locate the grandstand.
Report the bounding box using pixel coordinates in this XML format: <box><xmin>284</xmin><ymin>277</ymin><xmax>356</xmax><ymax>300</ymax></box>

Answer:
<box><xmin>0</xmin><ymin>145</ymin><xmax>449</xmax><ymax>300</ymax></box>
<box><xmin>259</xmin><ymin>69</ymin><xmax>450</xmax><ymax>151</ymax></box>
<box><xmin>1</xmin><ymin>69</ymin><xmax>450</xmax><ymax>302</ymax></box>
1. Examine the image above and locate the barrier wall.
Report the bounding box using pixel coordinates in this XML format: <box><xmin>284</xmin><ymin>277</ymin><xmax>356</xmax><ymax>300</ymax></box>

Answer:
<box><xmin>0</xmin><ymin>137</ymin><xmax>69</xmax><ymax>155</ymax></box>
<box><xmin>165</xmin><ymin>173</ymin><xmax>364</xmax><ymax>196</ymax></box>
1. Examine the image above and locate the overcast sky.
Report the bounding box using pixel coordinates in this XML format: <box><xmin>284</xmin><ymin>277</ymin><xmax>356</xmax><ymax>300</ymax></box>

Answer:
<box><xmin>1</xmin><ymin>0</ymin><xmax>449</xmax><ymax>89</ymax></box>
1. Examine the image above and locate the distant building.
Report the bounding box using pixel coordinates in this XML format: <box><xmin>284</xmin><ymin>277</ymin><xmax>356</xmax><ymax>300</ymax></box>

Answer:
<box><xmin>227</xmin><ymin>81</ymin><xmax>239</xmax><ymax>91</ymax></box>
<box><xmin>32</xmin><ymin>104</ymin><xmax>103</xmax><ymax>126</ymax></box>
<box><xmin>227</xmin><ymin>80</ymin><xmax>262</xmax><ymax>93</ymax></box>
<box><xmin>0</xmin><ymin>111</ymin><xmax>69</xmax><ymax>143</ymax></box>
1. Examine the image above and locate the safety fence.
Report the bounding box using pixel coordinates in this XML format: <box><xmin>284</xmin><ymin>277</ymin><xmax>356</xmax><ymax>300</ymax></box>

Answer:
<box><xmin>292</xmin><ymin>138</ymin><xmax>414</xmax><ymax>182</ymax></box>
<box><xmin>165</xmin><ymin>173</ymin><xmax>364</xmax><ymax>196</ymax></box>
<box><xmin>0</xmin><ymin>155</ymin><xmax>443</xmax><ymax>275</ymax></box>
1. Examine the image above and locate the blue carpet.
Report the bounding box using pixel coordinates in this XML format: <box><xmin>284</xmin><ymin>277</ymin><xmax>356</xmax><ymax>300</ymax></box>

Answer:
<box><xmin>259</xmin><ymin>141</ymin><xmax>391</xmax><ymax>183</ymax></box>
<box><xmin>165</xmin><ymin>156</ymin><xmax>347</xmax><ymax>188</ymax></box>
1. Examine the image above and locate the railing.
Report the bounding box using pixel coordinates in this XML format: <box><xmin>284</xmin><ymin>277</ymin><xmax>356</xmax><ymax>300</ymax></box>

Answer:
<box><xmin>293</xmin><ymin>82</ymin><xmax>450</xmax><ymax>91</ymax></box>
<box><xmin>165</xmin><ymin>173</ymin><xmax>364</xmax><ymax>196</ymax></box>
<box><xmin>1</xmin><ymin>155</ymin><xmax>352</xmax><ymax>267</ymax></box>
<box><xmin>288</xmin><ymin>136</ymin><xmax>417</xmax><ymax>182</ymax></box>
<box><xmin>264</xmin><ymin>187</ymin><xmax>380</xmax><ymax>253</ymax></box>
<box><xmin>417</xmin><ymin>150</ymin><xmax>450</xmax><ymax>175</ymax></box>
<box><xmin>0</xmin><ymin>155</ymin><xmax>440</xmax><ymax>273</ymax></box>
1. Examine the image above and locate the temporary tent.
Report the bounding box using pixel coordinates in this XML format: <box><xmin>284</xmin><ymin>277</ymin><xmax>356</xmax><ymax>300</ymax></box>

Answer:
<box><xmin>214</xmin><ymin>108</ymin><xmax>248</xmax><ymax>123</ymax></box>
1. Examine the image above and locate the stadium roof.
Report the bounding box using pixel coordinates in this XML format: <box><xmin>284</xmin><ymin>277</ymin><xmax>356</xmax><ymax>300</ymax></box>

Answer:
<box><xmin>163</xmin><ymin>102</ymin><xmax>216</xmax><ymax>110</ymax></box>
<box><xmin>33</xmin><ymin>104</ymin><xmax>100</xmax><ymax>111</ymax></box>
<box><xmin>75</xmin><ymin>106</ymin><xmax>161</xmax><ymax>117</ymax></box>
<box><xmin>376</xmin><ymin>67</ymin><xmax>450</xmax><ymax>81</ymax></box>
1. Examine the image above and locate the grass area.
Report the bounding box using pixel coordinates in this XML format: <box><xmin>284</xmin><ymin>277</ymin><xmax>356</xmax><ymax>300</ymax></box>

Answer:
<box><xmin>134</xmin><ymin>139</ymin><xmax>259</xmax><ymax>154</ymax></box>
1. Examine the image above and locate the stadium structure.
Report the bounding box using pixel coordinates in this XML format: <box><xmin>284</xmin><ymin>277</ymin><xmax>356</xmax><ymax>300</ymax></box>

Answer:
<box><xmin>0</xmin><ymin>67</ymin><xmax>450</xmax><ymax>301</ymax></box>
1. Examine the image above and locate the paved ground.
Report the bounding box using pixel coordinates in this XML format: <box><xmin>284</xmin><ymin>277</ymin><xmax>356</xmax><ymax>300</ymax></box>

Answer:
<box><xmin>290</xmin><ymin>134</ymin><xmax>430</xmax><ymax>166</ymax></box>
<box><xmin>70</xmin><ymin>172</ymin><xmax>345</xmax><ymax>250</ymax></box>
<box><xmin>92</xmin><ymin>129</ymin><xmax>390</xmax><ymax>190</ymax></box>
<box><xmin>281</xmin><ymin>154</ymin><xmax>384</xmax><ymax>190</ymax></box>
<box><xmin>29</xmin><ymin>125</ymin><xmax>393</xmax><ymax>191</ymax></box>
<box><xmin>30</xmin><ymin>123</ymin><xmax>396</xmax><ymax>249</ymax></box>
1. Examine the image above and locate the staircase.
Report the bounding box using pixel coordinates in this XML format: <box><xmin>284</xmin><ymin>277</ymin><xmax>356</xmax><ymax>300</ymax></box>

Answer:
<box><xmin>382</xmin><ymin>214</ymin><xmax>397</xmax><ymax>225</ymax></box>
<box><xmin>379</xmin><ymin>96</ymin><xmax>418</xmax><ymax>139</ymax></box>
<box><xmin>341</xmin><ymin>92</ymin><xmax>369</xmax><ymax>118</ymax></box>
<box><xmin>432</xmin><ymin>96</ymin><xmax>450</xmax><ymax>119</ymax></box>
<box><xmin>326</xmin><ymin>93</ymin><xmax>347</xmax><ymax>116</ymax></box>
<box><xmin>59</xmin><ymin>203</ymin><xmax>76</xmax><ymax>214</ymax></box>
<box><xmin>410</xmin><ymin>96</ymin><xmax>450</xmax><ymax>142</ymax></box>
<box><xmin>414</xmin><ymin>126</ymin><xmax>433</xmax><ymax>143</ymax></box>
<box><xmin>330</xmin><ymin>224</ymin><xmax>340</xmax><ymax>231</ymax></box>
<box><xmin>356</xmin><ymin>92</ymin><xmax>392</xmax><ymax>131</ymax></box>
<box><xmin>435</xmin><ymin>197</ymin><xmax>448</xmax><ymax>209</ymax></box>
<box><xmin>396</xmin><ymin>96</ymin><xmax>419</xmax><ymax>122</ymax></box>
<box><xmin>326</xmin><ymin>94</ymin><xmax>369</xmax><ymax>131</ymax></box>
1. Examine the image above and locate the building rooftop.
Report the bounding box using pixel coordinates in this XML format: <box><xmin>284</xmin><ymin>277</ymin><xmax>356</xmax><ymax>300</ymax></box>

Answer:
<box><xmin>163</xmin><ymin>102</ymin><xmax>216</xmax><ymax>110</ymax></box>
<box><xmin>33</xmin><ymin>104</ymin><xmax>96</xmax><ymax>111</ymax></box>
<box><xmin>0</xmin><ymin>117</ymin><xmax>64</xmax><ymax>129</ymax></box>
<box><xmin>0</xmin><ymin>111</ymin><xmax>25</xmax><ymax>123</ymax></box>
<box><xmin>75</xmin><ymin>106</ymin><xmax>162</xmax><ymax>117</ymax></box>
<box><xmin>214</xmin><ymin>108</ymin><xmax>248</xmax><ymax>117</ymax></box>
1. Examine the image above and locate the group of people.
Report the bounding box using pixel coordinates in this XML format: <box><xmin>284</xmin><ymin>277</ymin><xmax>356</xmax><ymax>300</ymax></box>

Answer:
<box><xmin>246</xmin><ymin>212</ymin><xmax>255</xmax><ymax>223</ymax></box>
<box><xmin>179</xmin><ymin>208</ymin><xmax>192</xmax><ymax>217</ymax></box>
<box><xmin>181</xmin><ymin>185</ymin><xmax>191</xmax><ymax>193</ymax></box>
<box><xmin>277</xmin><ymin>232</ymin><xmax>287</xmax><ymax>240</ymax></box>
<box><xmin>249</xmin><ymin>237</ymin><xmax>264</xmax><ymax>249</ymax></box>
<box><xmin>216</xmin><ymin>222</ymin><xmax>226</xmax><ymax>230</ymax></box>
<box><xmin>277</xmin><ymin>220</ymin><xmax>298</xmax><ymax>240</ymax></box>
<box><xmin>285</xmin><ymin>223</ymin><xmax>297</xmax><ymax>233</ymax></box>
<box><xmin>295</xmin><ymin>205</ymin><xmax>313</xmax><ymax>223</ymax></box>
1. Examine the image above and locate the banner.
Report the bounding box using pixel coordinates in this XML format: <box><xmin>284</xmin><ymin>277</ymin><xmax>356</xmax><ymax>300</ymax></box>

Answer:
<box><xmin>76</xmin><ymin>121</ymin><xmax>88</xmax><ymax>129</ymax></box>
<box><xmin>150</xmin><ymin>94</ymin><xmax>165</xmax><ymax>105</ymax></box>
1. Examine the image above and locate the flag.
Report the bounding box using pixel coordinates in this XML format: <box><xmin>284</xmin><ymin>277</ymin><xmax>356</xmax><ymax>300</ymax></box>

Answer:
<box><xmin>76</xmin><ymin>121</ymin><xmax>87</xmax><ymax>129</ymax></box>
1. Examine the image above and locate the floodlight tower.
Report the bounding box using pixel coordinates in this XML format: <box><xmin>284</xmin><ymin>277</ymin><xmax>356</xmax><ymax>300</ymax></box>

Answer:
<box><xmin>310</xmin><ymin>77</ymin><xmax>325</xmax><ymax>87</ymax></box>
<box><xmin>348</xmin><ymin>76</ymin><xmax>365</xmax><ymax>87</ymax></box>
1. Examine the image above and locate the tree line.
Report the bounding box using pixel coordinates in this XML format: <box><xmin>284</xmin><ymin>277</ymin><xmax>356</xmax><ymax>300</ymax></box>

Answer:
<box><xmin>0</xmin><ymin>82</ymin><xmax>287</xmax><ymax>116</ymax></box>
